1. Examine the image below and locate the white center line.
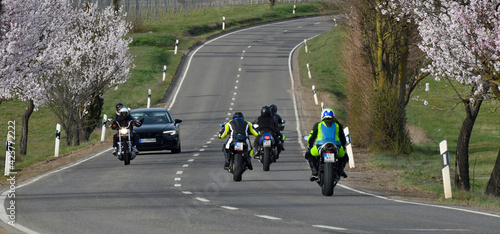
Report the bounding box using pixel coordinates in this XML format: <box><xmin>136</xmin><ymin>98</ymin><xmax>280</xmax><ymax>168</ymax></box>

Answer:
<box><xmin>255</xmin><ymin>215</ymin><xmax>282</xmax><ymax>220</ymax></box>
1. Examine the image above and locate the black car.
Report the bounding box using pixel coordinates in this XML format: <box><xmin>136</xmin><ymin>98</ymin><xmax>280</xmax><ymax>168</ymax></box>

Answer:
<box><xmin>130</xmin><ymin>108</ymin><xmax>182</xmax><ymax>153</ymax></box>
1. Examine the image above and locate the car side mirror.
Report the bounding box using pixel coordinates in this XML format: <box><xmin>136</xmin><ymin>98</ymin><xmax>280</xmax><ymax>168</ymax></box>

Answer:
<box><xmin>175</xmin><ymin>119</ymin><xmax>182</xmax><ymax>124</ymax></box>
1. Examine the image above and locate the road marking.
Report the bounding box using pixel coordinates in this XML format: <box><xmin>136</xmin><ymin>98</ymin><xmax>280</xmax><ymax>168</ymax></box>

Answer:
<box><xmin>199</xmin><ymin>149</ymin><xmax>205</xmax><ymax>152</ymax></box>
<box><xmin>175</xmin><ymin>177</ymin><xmax>181</xmax><ymax>181</ymax></box>
<box><xmin>233</xmin><ymin>92</ymin><xmax>237</xmax><ymax>95</ymax></box>
<box><xmin>231</xmin><ymin>103</ymin><xmax>234</xmax><ymax>105</ymax></box>
<box><xmin>196</xmin><ymin>197</ymin><xmax>210</xmax><ymax>202</ymax></box>
<box><xmin>176</xmin><ymin>171</ymin><xmax>183</xmax><ymax>174</ymax></box>
<box><xmin>234</xmin><ymin>86</ymin><xmax>238</xmax><ymax>89</ymax></box>
<box><xmin>174</xmin><ymin>184</ymin><xmax>181</xmax><ymax>187</ymax></box>
<box><xmin>240</xmin><ymin>56</ymin><xmax>244</xmax><ymax>59</ymax></box>
<box><xmin>255</xmin><ymin>215</ymin><xmax>282</xmax><ymax>220</ymax></box>
<box><xmin>182</xmin><ymin>164</ymin><xmax>189</xmax><ymax>167</ymax></box>
<box><xmin>221</xmin><ymin>206</ymin><xmax>239</xmax><ymax>210</ymax></box>
<box><xmin>193</xmin><ymin>153</ymin><xmax>199</xmax><ymax>157</ymax></box>
<box><xmin>203</xmin><ymin>145</ymin><xmax>208</xmax><ymax>148</ymax></box>
<box><xmin>206</xmin><ymin>141</ymin><xmax>211</xmax><ymax>144</ymax></box>
<box><xmin>312</xmin><ymin>225</ymin><xmax>347</xmax><ymax>231</ymax></box>
<box><xmin>182</xmin><ymin>191</ymin><xmax>192</xmax><ymax>195</ymax></box>
<box><xmin>388</xmin><ymin>229</ymin><xmax>471</xmax><ymax>232</ymax></box>
<box><xmin>188</xmin><ymin>159</ymin><xmax>194</xmax><ymax>162</ymax></box>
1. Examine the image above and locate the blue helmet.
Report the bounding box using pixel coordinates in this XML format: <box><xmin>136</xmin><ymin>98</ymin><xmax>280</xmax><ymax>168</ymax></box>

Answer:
<box><xmin>321</xmin><ymin>108</ymin><xmax>335</xmax><ymax>121</ymax></box>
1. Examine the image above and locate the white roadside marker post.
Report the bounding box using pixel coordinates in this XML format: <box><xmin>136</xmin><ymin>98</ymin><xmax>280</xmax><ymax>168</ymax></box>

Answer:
<box><xmin>147</xmin><ymin>89</ymin><xmax>151</xmax><ymax>108</ymax></box>
<box><xmin>174</xmin><ymin>39</ymin><xmax>179</xmax><ymax>55</ymax></box>
<box><xmin>162</xmin><ymin>65</ymin><xmax>166</xmax><ymax>81</ymax></box>
<box><xmin>101</xmin><ymin>114</ymin><xmax>107</xmax><ymax>142</ymax></box>
<box><xmin>4</xmin><ymin>134</ymin><xmax>13</xmax><ymax>176</ymax></box>
<box><xmin>344</xmin><ymin>127</ymin><xmax>355</xmax><ymax>168</ymax></box>
<box><xmin>304</xmin><ymin>39</ymin><xmax>308</xmax><ymax>53</ymax></box>
<box><xmin>312</xmin><ymin>85</ymin><xmax>318</xmax><ymax>105</ymax></box>
<box><xmin>440</xmin><ymin>140</ymin><xmax>453</xmax><ymax>199</ymax></box>
<box><xmin>55</xmin><ymin>124</ymin><xmax>61</xmax><ymax>157</ymax></box>
<box><xmin>222</xmin><ymin>16</ymin><xmax>225</xmax><ymax>31</ymax></box>
<box><xmin>307</xmin><ymin>63</ymin><xmax>312</xmax><ymax>79</ymax></box>
<box><xmin>293</xmin><ymin>5</ymin><xmax>296</xmax><ymax>14</ymax></box>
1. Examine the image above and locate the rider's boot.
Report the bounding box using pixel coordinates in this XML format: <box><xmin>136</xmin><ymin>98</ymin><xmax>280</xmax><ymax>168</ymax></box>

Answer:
<box><xmin>337</xmin><ymin>156</ymin><xmax>348</xmax><ymax>178</ymax></box>
<box><xmin>308</xmin><ymin>158</ymin><xmax>319</xmax><ymax>182</ymax></box>
<box><xmin>223</xmin><ymin>148</ymin><xmax>230</xmax><ymax>170</ymax></box>
<box><xmin>112</xmin><ymin>147</ymin><xmax>117</xmax><ymax>156</ymax></box>
<box><xmin>245</xmin><ymin>155</ymin><xmax>253</xmax><ymax>170</ymax></box>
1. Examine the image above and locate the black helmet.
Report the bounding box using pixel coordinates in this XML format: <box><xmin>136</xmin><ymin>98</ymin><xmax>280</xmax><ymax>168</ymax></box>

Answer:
<box><xmin>261</xmin><ymin>106</ymin><xmax>271</xmax><ymax>117</ymax></box>
<box><xmin>233</xmin><ymin>112</ymin><xmax>244</xmax><ymax>120</ymax></box>
<box><xmin>270</xmin><ymin>104</ymin><xmax>278</xmax><ymax>113</ymax></box>
<box><xmin>115</xmin><ymin>102</ymin><xmax>124</xmax><ymax>113</ymax></box>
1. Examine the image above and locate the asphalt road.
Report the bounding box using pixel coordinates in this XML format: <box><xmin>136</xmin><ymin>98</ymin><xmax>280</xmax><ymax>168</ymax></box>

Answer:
<box><xmin>2</xmin><ymin>16</ymin><xmax>500</xmax><ymax>234</ymax></box>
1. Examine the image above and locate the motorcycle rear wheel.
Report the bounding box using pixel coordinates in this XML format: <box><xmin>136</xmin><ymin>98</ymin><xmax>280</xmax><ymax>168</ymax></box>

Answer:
<box><xmin>233</xmin><ymin>153</ymin><xmax>244</xmax><ymax>182</ymax></box>
<box><xmin>321</xmin><ymin>163</ymin><xmax>334</xmax><ymax>196</ymax></box>
<box><xmin>263</xmin><ymin>147</ymin><xmax>271</xmax><ymax>171</ymax></box>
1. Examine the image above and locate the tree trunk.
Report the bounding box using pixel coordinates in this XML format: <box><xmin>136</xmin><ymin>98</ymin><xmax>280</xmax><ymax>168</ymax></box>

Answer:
<box><xmin>269</xmin><ymin>0</ymin><xmax>275</xmax><ymax>10</ymax></box>
<box><xmin>485</xmin><ymin>149</ymin><xmax>500</xmax><ymax>196</ymax></box>
<box><xmin>81</xmin><ymin>93</ymin><xmax>104</xmax><ymax>142</ymax></box>
<box><xmin>455</xmin><ymin>96</ymin><xmax>483</xmax><ymax>191</ymax></box>
<box><xmin>19</xmin><ymin>100</ymin><xmax>34</xmax><ymax>155</ymax></box>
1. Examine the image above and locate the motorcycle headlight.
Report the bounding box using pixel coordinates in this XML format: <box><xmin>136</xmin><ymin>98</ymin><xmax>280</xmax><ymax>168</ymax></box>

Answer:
<box><xmin>163</xmin><ymin>130</ymin><xmax>177</xmax><ymax>135</ymax></box>
<box><xmin>120</xmin><ymin>128</ymin><xmax>129</xmax><ymax>135</ymax></box>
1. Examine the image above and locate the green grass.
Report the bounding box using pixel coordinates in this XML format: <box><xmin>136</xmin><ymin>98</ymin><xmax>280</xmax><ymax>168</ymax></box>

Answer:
<box><xmin>0</xmin><ymin>2</ymin><xmax>338</xmax><ymax>174</ymax></box>
<box><xmin>299</xmin><ymin>24</ymin><xmax>348</xmax><ymax>123</ymax></box>
<box><xmin>297</xmin><ymin>23</ymin><xmax>500</xmax><ymax>208</ymax></box>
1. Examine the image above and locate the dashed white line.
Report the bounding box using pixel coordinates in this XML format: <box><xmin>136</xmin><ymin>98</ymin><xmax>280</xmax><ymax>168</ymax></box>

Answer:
<box><xmin>199</xmin><ymin>149</ymin><xmax>206</xmax><ymax>151</ymax></box>
<box><xmin>174</xmin><ymin>184</ymin><xmax>182</xmax><ymax>187</ymax></box>
<box><xmin>193</xmin><ymin>153</ymin><xmax>200</xmax><ymax>157</ymax></box>
<box><xmin>182</xmin><ymin>191</ymin><xmax>192</xmax><ymax>195</ymax></box>
<box><xmin>196</xmin><ymin>197</ymin><xmax>210</xmax><ymax>202</ymax></box>
<box><xmin>231</xmin><ymin>103</ymin><xmax>234</xmax><ymax>105</ymax></box>
<box><xmin>182</xmin><ymin>164</ymin><xmax>189</xmax><ymax>167</ymax></box>
<box><xmin>188</xmin><ymin>159</ymin><xmax>194</xmax><ymax>162</ymax></box>
<box><xmin>312</xmin><ymin>225</ymin><xmax>347</xmax><ymax>231</ymax></box>
<box><xmin>229</xmin><ymin>108</ymin><xmax>233</xmax><ymax>111</ymax></box>
<box><xmin>176</xmin><ymin>171</ymin><xmax>183</xmax><ymax>175</ymax></box>
<box><xmin>240</xmin><ymin>56</ymin><xmax>244</xmax><ymax>59</ymax></box>
<box><xmin>221</xmin><ymin>206</ymin><xmax>239</xmax><ymax>210</ymax></box>
<box><xmin>175</xmin><ymin>177</ymin><xmax>181</xmax><ymax>181</ymax></box>
<box><xmin>203</xmin><ymin>145</ymin><xmax>208</xmax><ymax>148</ymax></box>
<box><xmin>234</xmin><ymin>86</ymin><xmax>238</xmax><ymax>89</ymax></box>
<box><xmin>206</xmin><ymin>141</ymin><xmax>211</xmax><ymax>144</ymax></box>
<box><xmin>233</xmin><ymin>92</ymin><xmax>237</xmax><ymax>95</ymax></box>
<box><xmin>255</xmin><ymin>215</ymin><xmax>282</xmax><ymax>220</ymax></box>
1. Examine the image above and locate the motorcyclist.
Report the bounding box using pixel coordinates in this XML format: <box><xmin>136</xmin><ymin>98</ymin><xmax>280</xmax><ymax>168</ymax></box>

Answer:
<box><xmin>111</xmin><ymin>107</ymin><xmax>142</xmax><ymax>156</ymax></box>
<box><xmin>305</xmin><ymin>108</ymin><xmax>348</xmax><ymax>181</ymax></box>
<box><xmin>218</xmin><ymin>112</ymin><xmax>259</xmax><ymax>171</ymax></box>
<box><xmin>269</xmin><ymin>104</ymin><xmax>285</xmax><ymax>153</ymax></box>
<box><xmin>252</xmin><ymin>106</ymin><xmax>280</xmax><ymax>159</ymax></box>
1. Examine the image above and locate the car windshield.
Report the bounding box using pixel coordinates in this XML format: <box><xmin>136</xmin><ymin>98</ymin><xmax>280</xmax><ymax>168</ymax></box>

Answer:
<box><xmin>131</xmin><ymin>111</ymin><xmax>173</xmax><ymax>124</ymax></box>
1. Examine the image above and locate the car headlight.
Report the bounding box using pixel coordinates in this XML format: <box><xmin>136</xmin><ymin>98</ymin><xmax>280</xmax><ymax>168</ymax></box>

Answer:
<box><xmin>163</xmin><ymin>130</ymin><xmax>177</xmax><ymax>135</ymax></box>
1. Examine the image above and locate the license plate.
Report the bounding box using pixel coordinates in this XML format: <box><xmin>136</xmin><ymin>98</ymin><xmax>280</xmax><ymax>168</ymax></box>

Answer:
<box><xmin>263</xmin><ymin>140</ymin><xmax>271</xmax><ymax>147</ymax></box>
<box><xmin>140</xmin><ymin>138</ymin><xmax>156</xmax><ymax>143</ymax></box>
<box><xmin>324</xmin><ymin>153</ymin><xmax>335</xmax><ymax>162</ymax></box>
<box><xmin>234</xmin><ymin>142</ymin><xmax>244</xmax><ymax>151</ymax></box>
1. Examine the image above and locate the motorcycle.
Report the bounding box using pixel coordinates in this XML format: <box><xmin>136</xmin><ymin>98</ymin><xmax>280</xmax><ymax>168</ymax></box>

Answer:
<box><xmin>113</xmin><ymin>120</ymin><xmax>139</xmax><ymax>165</ymax></box>
<box><xmin>219</xmin><ymin>124</ymin><xmax>250</xmax><ymax>182</ymax></box>
<box><xmin>255</xmin><ymin>131</ymin><xmax>278</xmax><ymax>171</ymax></box>
<box><xmin>304</xmin><ymin>136</ymin><xmax>341</xmax><ymax>196</ymax></box>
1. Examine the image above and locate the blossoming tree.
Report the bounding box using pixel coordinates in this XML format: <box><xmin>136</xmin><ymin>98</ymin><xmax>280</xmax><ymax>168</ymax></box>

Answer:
<box><xmin>0</xmin><ymin>0</ymin><xmax>74</xmax><ymax>154</ymax></box>
<box><xmin>392</xmin><ymin>0</ymin><xmax>500</xmax><ymax>194</ymax></box>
